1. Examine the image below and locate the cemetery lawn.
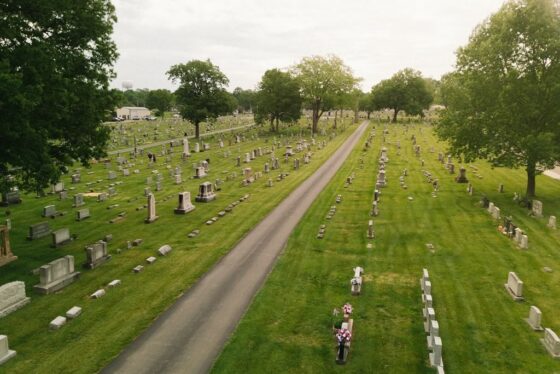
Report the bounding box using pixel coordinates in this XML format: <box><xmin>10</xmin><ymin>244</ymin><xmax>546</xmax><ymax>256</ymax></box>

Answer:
<box><xmin>0</xmin><ymin>118</ymin><xmax>356</xmax><ymax>374</ymax></box>
<box><xmin>213</xmin><ymin>122</ymin><xmax>560</xmax><ymax>373</ymax></box>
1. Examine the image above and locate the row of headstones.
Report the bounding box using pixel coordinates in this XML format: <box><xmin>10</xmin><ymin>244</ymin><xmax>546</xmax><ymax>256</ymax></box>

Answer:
<box><xmin>317</xmin><ymin>195</ymin><xmax>342</xmax><ymax>239</ymax></box>
<box><xmin>486</xmin><ymin>202</ymin><xmax>530</xmax><ymax>249</ymax></box>
<box><xmin>420</xmin><ymin>269</ymin><xmax>444</xmax><ymax>373</ymax></box>
<box><xmin>0</xmin><ymin>243</ymin><xmax>175</xmax><ymax>365</ymax></box>
<box><xmin>334</xmin><ymin>267</ymin><xmax>363</xmax><ymax>365</ymax></box>
<box><xmin>504</xmin><ymin>272</ymin><xmax>560</xmax><ymax>358</ymax></box>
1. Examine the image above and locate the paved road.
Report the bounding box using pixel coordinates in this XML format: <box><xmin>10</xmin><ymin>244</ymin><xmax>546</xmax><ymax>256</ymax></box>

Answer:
<box><xmin>107</xmin><ymin>124</ymin><xmax>254</xmax><ymax>155</ymax></box>
<box><xmin>103</xmin><ymin>121</ymin><xmax>370</xmax><ymax>374</ymax></box>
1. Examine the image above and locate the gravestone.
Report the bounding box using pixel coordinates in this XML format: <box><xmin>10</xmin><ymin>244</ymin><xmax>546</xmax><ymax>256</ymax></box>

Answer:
<box><xmin>0</xmin><ymin>227</ymin><xmax>16</xmax><ymax>267</ymax></box>
<box><xmin>174</xmin><ymin>192</ymin><xmax>195</xmax><ymax>214</ymax></box>
<box><xmin>520</xmin><ymin>234</ymin><xmax>528</xmax><ymax>249</ymax></box>
<box><xmin>145</xmin><ymin>193</ymin><xmax>159</xmax><ymax>223</ymax></box>
<box><xmin>158</xmin><ymin>245</ymin><xmax>172</xmax><ymax>256</ymax></box>
<box><xmin>548</xmin><ymin>216</ymin><xmax>557</xmax><ymax>230</ymax></box>
<box><xmin>49</xmin><ymin>316</ymin><xmax>66</xmax><ymax>330</ymax></box>
<box><xmin>108</xmin><ymin>171</ymin><xmax>117</xmax><ymax>180</ymax></box>
<box><xmin>76</xmin><ymin>208</ymin><xmax>90</xmax><ymax>221</ymax></box>
<box><xmin>33</xmin><ymin>255</ymin><xmax>80</xmax><ymax>294</ymax></box>
<box><xmin>123</xmin><ymin>169</ymin><xmax>130</xmax><ymax>176</ymax></box>
<box><xmin>427</xmin><ymin>319</ymin><xmax>440</xmax><ymax>350</ymax></box>
<box><xmin>504</xmin><ymin>271</ymin><xmax>524</xmax><ymax>301</ymax></box>
<box><xmin>182</xmin><ymin>137</ymin><xmax>190</xmax><ymax>157</ymax></box>
<box><xmin>351</xmin><ymin>267</ymin><xmax>363</xmax><ymax>295</ymax></box>
<box><xmin>42</xmin><ymin>205</ymin><xmax>57</xmax><ymax>218</ymax></box>
<box><xmin>58</xmin><ymin>191</ymin><xmax>68</xmax><ymax>200</ymax></box>
<box><xmin>532</xmin><ymin>200</ymin><xmax>543</xmax><ymax>217</ymax></box>
<box><xmin>1</xmin><ymin>191</ymin><xmax>22</xmax><ymax>206</ymax></box>
<box><xmin>195</xmin><ymin>182</ymin><xmax>216</xmax><ymax>202</ymax></box>
<box><xmin>367</xmin><ymin>220</ymin><xmax>374</xmax><ymax>239</ymax></box>
<box><xmin>66</xmin><ymin>306</ymin><xmax>82</xmax><ymax>319</ymax></box>
<box><xmin>194</xmin><ymin>166</ymin><xmax>207</xmax><ymax>179</ymax></box>
<box><xmin>52</xmin><ymin>228</ymin><xmax>71</xmax><ymax>247</ymax></box>
<box><xmin>420</xmin><ymin>269</ymin><xmax>430</xmax><ymax>292</ymax></box>
<box><xmin>28</xmin><ymin>222</ymin><xmax>50</xmax><ymax>240</ymax></box>
<box><xmin>52</xmin><ymin>182</ymin><xmax>65</xmax><ymax>193</ymax></box>
<box><xmin>492</xmin><ymin>206</ymin><xmax>501</xmax><ymax>220</ymax></box>
<box><xmin>429</xmin><ymin>336</ymin><xmax>443</xmax><ymax>368</ymax></box>
<box><xmin>175</xmin><ymin>174</ymin><xmax>182</xmax><ymax>184</ymax></box>
<box><xmin>0</xmin><ymin>335</ymin><xmax>16</xmax><ymax>365</ymax></box>
<box><xmin>97</xmin><ymin>193</ymin><xmax>108</xmax><ymax>202</ymax></box>
<box><xmin>0</xmin><ymin>281</ymin><xmax>30</xmax><ymax>318</ymax></box>
<box><xmin>542</xmin><ymin>328</ymin><xmax>560</xmax><ymax>358</ymax></box>
<box><xmin>424</xmin><ymin>307</ymin><xmax>436</xmax><ymax>333</ymax></box>
<box><xmin>456</xmin><ymin>167</ymin><xmax>468</xmax><ymax>183</ymax></box>
<box><xmin>83</xmin><ymin>241</ymin><xmax>111</xmax><ymax>269</ymax></box>
<box><xmin>73</xmin><ymin>194</ymin><xmax>85</xmax><ymax>207</ymax></box>
<box><xmin>525</xmin><ymin>306</ymin><xmax>543</xmax><ymax>331</ymax></box>
<box><xmin>499</xmin><ymin>184</ymin><xmax>504</xmax><ymax>193</ymax></box>
<box><xmin>194</xmin><ymin>143</ymin><xmax>200</xmax><ymax>153</ymax></box>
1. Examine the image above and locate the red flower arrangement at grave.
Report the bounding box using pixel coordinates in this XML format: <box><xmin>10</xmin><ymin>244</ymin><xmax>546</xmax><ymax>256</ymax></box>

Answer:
<box><xmin>336</xmin><ymin>328</ymin><xmax>352</xmax><ymax>343</ymax></box>
<box><xmin>343</xmin><ymin>303</ymin><xmax>353</xmax><ymax>314</ymax></box>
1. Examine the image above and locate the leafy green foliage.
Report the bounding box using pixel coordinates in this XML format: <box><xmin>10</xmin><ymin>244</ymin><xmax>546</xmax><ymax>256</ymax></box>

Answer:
<box><xmin>233</xmin><ymin>87</ymin><xmax>256</xmax><ymax>113</ymax></box>
<box><xmin>435</xmin><ymin>0</ymin><xmax>560</xmax><ymax>197</ymax></box>
<box><xmin>254</xmin><ymin>69</ymin><xmax>302</xmax><ymax>132</ymax></box>
<box><xmin>122</xmin><ymin>89</ymin><xmax>149</xmax><ymax>107</ymax></box>
<box><xmin>167</xmin><ymin>59</ymin><xmax>236</xmax><ymax>138</ymax></box>
<box><xmin>371</xmin><ymin>68</ymin><xmax>433</xmax><ymax>122</ymax></box>
<box><xmin>146</xmin><ymin>89</ymin><xmax>174</xmax><ymax>118</ymax></box>
<box><xmin>0</xmin><ymin>0</ymin><xmax>118</xmax><ymax>193</ymax></box>
<box><xmin>292</xmin><ymin>55</ymin><xmax>359</xmax><ymax>133</ymax></box>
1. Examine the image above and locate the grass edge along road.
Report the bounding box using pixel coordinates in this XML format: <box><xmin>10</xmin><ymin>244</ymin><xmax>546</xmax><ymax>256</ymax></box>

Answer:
<box><xmin>212</xmin><ymin>122</ymin><xmax>560</xmax><ymax>373</ymax></box>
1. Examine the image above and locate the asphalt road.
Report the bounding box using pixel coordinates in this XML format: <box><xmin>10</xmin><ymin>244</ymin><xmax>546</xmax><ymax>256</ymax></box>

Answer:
<box><xmin>102</xmin><ymin>120</ymin><xmax>369</xmax><ymax>374</ymax></box>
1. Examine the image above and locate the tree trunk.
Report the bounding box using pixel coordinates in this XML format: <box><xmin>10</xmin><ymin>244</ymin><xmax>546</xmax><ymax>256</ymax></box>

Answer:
<box><xmin>367</xmin><ymin>111</ymin><xmax>371</xmax><ymax>119</ymax></box>
<box><xmin>270</xmin><ymin>117</ymin><xmax>275</xmax><ymax>132</ymax></box>
<box><xmin>312</xmin><ymin>104</ymin><xmax>320</xmax><ymax>134</ymax></box>
<box><xmin>392</xmin><ymin>109</ymin><xmax>399</xmax><ymax>123</ymax></box>
<box><xmin>526</xmin><ymin>160</ymin><xmax>536</xmax><ymax>198</ymax></box>
<box><xmin>334</xmin><ymin>110</ymin><xmax>338</xmax><ymax>129</ymax></box>
<box><xmin>354</xmin><ymin>108</ymin><xmax>359</xmax><ymax>124</ymax></box>
<box><xmin>195</xmin><ymin>122</ymin><xmax>200</xmax><ymax>139</ymax></box>
<box><xmin>275</xmin><ymin>117</ymin><xmax>279</xmax><ymax>132</ymax></box>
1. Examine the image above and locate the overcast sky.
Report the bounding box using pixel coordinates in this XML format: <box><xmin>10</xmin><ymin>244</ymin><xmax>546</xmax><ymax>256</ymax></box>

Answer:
<box><xmin>111</xmin><ymin>0</ymin><xmax>506</xmax><ymax>92</ymax></box>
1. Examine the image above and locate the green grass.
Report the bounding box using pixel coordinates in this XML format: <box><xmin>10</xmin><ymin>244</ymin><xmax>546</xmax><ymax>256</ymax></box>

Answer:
<box><xmin>105</xmin><ymin>114</ymin><xmax>255</xmax><ymax>151</ymax></box>
<box><xmin>213</xmin><ymin>122</ymin><xmax>560</xmax><ymax>373</ymax></box>
<box><xmin>0</xmin><ymin>118</ymin><xmax>356</xmax><ymax>374</ymax></box>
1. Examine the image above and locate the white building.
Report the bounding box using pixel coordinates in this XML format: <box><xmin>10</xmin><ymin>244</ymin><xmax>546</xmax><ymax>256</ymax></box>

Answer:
<box><xmin>116</xmin><ymin>107</ymin><xmax>151</xmax><ymax>120</ymax></box>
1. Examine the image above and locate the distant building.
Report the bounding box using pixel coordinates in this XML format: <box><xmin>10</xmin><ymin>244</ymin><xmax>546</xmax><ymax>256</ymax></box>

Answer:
<box><xmin>116</xmin><ymin>107</ymin><xmax>151</xmax><ymax>120</ymax></box>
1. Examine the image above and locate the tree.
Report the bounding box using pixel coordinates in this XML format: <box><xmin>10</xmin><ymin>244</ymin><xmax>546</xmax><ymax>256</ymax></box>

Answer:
<box><xmin>358</xmin><ymin>92</ymin><xmax>376</xmax><ymax>119</ymax></box>
<box><xmin>435</xmin><ymin>0</ymin><xmax>560</xmax><ymax>198</ymax></box>
<box><xmin>254</xmin><ymin>69</ymin><xmax>302</xmax><ymax>132</ymax></box>
<box><xmin>232</xmin><ymin>87</ymin><xmax>256</xmax><ymax>113</ymax></box>
<box><xmin>122</xmin><ymin>88</ymin><xmax>149</xmax><ymax>107</ymax></box>
<box><xmin>146</xmin><ymin>89</ymin><xmax>174</xmax><ymax>118</ymax></box>
<box><xmin>167</xmin><ymin>60</ymin><xmax>236</xmax><ymax>138</ymax></box>
<box><xmin>371</xmin><ymin>68</ymin><xmax>433</xmax><ymax>123</ymax></box>
<box><xmin>292</xmin><ymin>55</ymin><xmax>359</xmax><ymax>134</ymax></box>
<box><xmin>0</xmin><ymin>1</ymin><xmax>118</xmax><ymax>194</ymax></box>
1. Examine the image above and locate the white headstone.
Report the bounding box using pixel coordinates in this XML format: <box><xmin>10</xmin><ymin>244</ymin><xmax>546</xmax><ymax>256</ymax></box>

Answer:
<box><xmin>542</xmin><ymin>328</ymin><xmax>560</xmax><ymax>358</ymax></box>
<box><xmin>0</xmin><ymin>335</ymin><xmax>16</xmax><ymax>365</ymax></box>
<box><xmin>505</xmin><ymin>271</ymin><xmax>524</xmax><ymax>300</ymax></box>
<box><xmin>525</xmin><ymin>306</ymin><xmax>543</xmax><ymax>331</ymax></box>
<box><xmin>0</xmin><ymin>281</ymin><xmax>30</xmax><ymax>318</ymax></box>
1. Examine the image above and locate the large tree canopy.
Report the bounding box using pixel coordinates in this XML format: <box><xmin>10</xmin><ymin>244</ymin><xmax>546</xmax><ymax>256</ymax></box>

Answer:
<box><xmin>435</xmin><ymin>0</ymin><xmax>560</xmax><ymax>198</ymax></box>
<box><xmin>254</xmin><ymin>69</ymin><xmax>302</xmax><ymax>132</ymax></box>
<box><xmin>292</xmin><ymin>55</ymin><xmax>359</xmax><ymax>134</ymax></box>
<box><xmin>0</xmin><ymin>0</ymin><xmax>118</xmax><ymax>193</ymax></box>
<box><xmin>146</xmin><ymin>89</ymin><xmax>174</xmax><ymax>118</ymax></box>
<box><xmin>167</xmin><ymin>59</ymin><xmax>235</xmax><ymax>138</ymax></box>
<box><xmin>371</xmin><ymin>68</ymin><xmax>433</xmax><ymax>123</ymax></box>
<box><xmin>232</xmin><ymin>87</ymin><xmax>256</xmax><ymax>113</ymax></box>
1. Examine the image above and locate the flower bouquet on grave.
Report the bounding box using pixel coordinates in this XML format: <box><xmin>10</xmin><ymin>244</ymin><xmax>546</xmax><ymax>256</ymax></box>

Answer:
<box><xmin>335</xmin><ymin>328</ymin><xmax>352</xmax><ymax>363</ymax></box>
